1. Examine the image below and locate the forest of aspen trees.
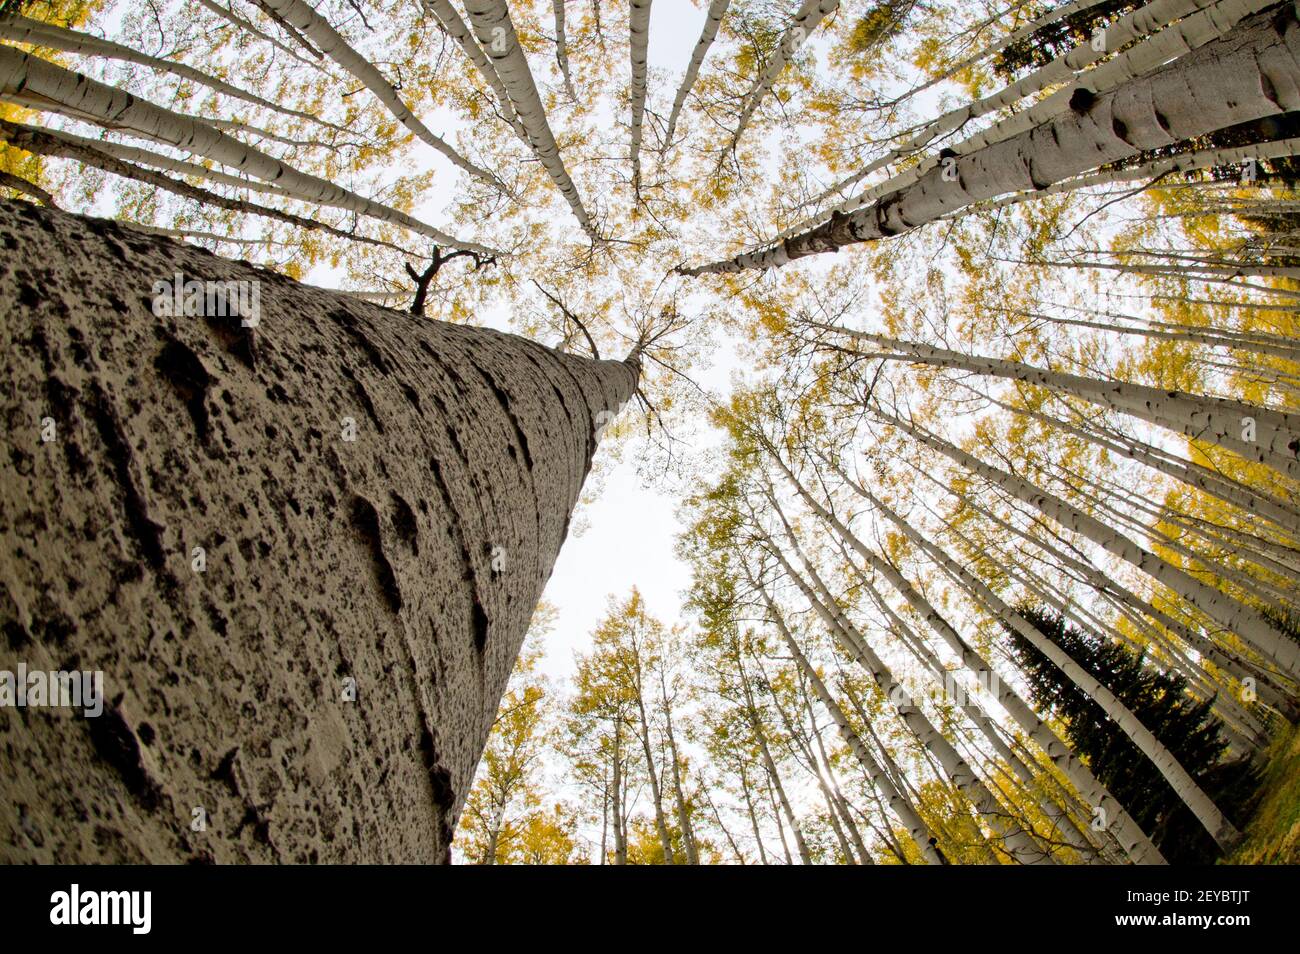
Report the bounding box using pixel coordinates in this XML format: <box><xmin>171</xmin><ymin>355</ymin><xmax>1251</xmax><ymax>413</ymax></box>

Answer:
<box><xmin>1</xmin><ymin>0</ymin><xmax>1299</xmax><ymax>876</ymax></box>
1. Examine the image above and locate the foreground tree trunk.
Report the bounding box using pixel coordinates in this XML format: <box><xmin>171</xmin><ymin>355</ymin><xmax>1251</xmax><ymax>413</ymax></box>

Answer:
<box><xmin>0</xmin><ymin>199</ymin><xmax>637</xmax><ymax>862</ymax></box>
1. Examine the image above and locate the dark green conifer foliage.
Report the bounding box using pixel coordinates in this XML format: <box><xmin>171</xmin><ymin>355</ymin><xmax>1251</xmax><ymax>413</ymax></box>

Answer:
<box><xmin>1007</xmin><ymin>607</ymin><xmax>1260</xmax><ymax>863</ymax></box>
<box><xmin>993</xmin><ymin>0</ymin><xmax>1141</xmax><ymax>77</ymax></box>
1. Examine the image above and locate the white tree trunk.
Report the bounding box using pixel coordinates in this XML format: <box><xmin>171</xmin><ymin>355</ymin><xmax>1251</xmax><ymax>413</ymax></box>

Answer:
<box><xmin>256</xmin><ymin>0</ymin><xmax>503</xmax><ymax>189</ymax></box>
<box><xmin>878</xmin><ymin>409</ymin><xmax>1300</xmax><ymax>684</ymax></box>
<box><xmin>959</xmin><ymin>487</ymin><xmax>1298</xmax><ymax>718</ymax></box>
<box><xmin>0</xmin><ymin>14</ymin><xmax>345</xmax><ymax>133</ymax></box>
<box><xmin>871</xmin><ymin>481</ymin><xmax>1246</xmax><ymax>851</ymax></box>
<box><xmin>756</xmin><ymin>581</ymin><xmax>947</xmax><ymax>864</ymax></box>
<box><xmin>756</xmin><ymin>511</ymin><xmax>1055</xmax><ymax>863</ymax></box>
<box><xmin>841</xmin><ymin>329</ymin><xmax>1300</xmax><ymax>484</ymax></box>
<box><xmin>424</xmin><ymin>0</ymin><xmax>528</xmax><ymax>139</ymax></box>
<box><xmin>765</xmin><ymin>462</ymin><xmax>1163</xmax><ymax>862</ymax></box>
<box><xmin>628</xmin><ymin>0</ymin><xmax>652</xmax><ymax>193</ymax></box>
<box><xmin>0</xmin><ymin>47</ymin><xmax>493</xmax><ymax>252</ymax></box>
<box><xmin>662</xmin><ymin>0</ymin><xmax>730</xmax><ymax>151</ymax></box>
<box><xmin>724</xmin><ymin>0</ymin><xmax>839</xmax><ymax>152</ymax></box>
<box><xmin>463</xmin><ymin>0</ymin><xmax>598</xmax><ymax>237</ymax></box>
<box><xmin>805</xmin><ymin>0</ymin><xmax>1134</xmax><ymax>207</ymax></box>
<box><xmin>553</xmin><ymin>0</ymin><xmax>577</xmax><ymax>100</ymax></box>
<box><xmin>683</xmin><ymin>5</ymin><xmax>1300</xmax><ymax>272</ymax></box>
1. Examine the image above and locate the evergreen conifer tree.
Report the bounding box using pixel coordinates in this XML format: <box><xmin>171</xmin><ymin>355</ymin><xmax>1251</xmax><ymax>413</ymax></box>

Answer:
<box><xmin>1007</xmin><ymin>607</ymin><xmax>1260</xmax><ymax>863</ymax></box>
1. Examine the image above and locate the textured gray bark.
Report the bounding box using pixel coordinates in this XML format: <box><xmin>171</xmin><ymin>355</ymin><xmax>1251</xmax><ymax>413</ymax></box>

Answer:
<box><xmin>0</xmin><ymin>199</ymin><xmax>637</xmax><ymax>862</ymax></box>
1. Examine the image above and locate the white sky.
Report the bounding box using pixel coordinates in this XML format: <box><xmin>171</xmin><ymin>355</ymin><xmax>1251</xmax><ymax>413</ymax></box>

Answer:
<box><xmin>260</xmin><ymin>1</ymin><xmax>844</xmax><ymax>684</ymax></box>
<box><xmin>494</xmin><ymin>2</ymin><xmax>742</xmax><ymax>680</ymax></box>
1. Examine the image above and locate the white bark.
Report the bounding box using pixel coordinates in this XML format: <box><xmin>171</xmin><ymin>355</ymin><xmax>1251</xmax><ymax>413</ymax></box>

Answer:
<box><xmin>662</xmin><ymin>0</ymin><xmax>730</xmax><ymax>151</ymax></box>
<box><xmin>754</xmin><ymin>579</ymin><xmax>947</xmax><ymax>864</ymax></box>
<box><xmin>0</xmin><ymin>47</ymin><xmax>494</xmax><ymax>251</ymax></box>
<box><xmin>197</xmin><ymin>0</ymin><xmax>334</xmax><ymax>74</ymax></box>
<box><xmin>944</xmin><ymin>135</ymin><xmax>1300</xmax><ymax>223</ymax></box>
<box><xmin>463</xmin><ymin>0</ymin><xmax>597</xmax><ymax>236</ymax></box>
<box><xmin>255</xmin><ymin>0</ymin><xmax>502</xmax><ymax>189</ymax></box>
<box><xmin>611</xmin><ymin>722</ymin><xmax>627</xmax><ymax>864</ymax></box>
<box><xmin>423</xmin><ymin>0</ymin><xmax>528</xmax><ymax>139</ymax></box>
<box><xmin>725</xmin><ymin>0</ymin><xmax>840</xmax><ymax>152</ymax></box>
<box><xmin>1012</xmin><ymin>307</ymin><xmax>1300</xmax><ymax>364</ymax></box>
<box><xmin>747</xmin><ymin>477</ymin><xmax>1054</xmax><ymax>863</ymax></box>
<box><xmin>805</xmin><ymin>0</ymin><xmax>1126</xmax><ymax>207</ymax></box>
<box><xmin>16</xmin><ymin>124</ymin><xmax>300</xmax><ymax>201</ymax></box>
<box><xmin>774</xmin><ymin>457</ymin><xmax>1166</xmax><ymax>863</ymax></box>
<box><xmin>855</xmin><ymin>0</ymin><xmax>1267</xmax><ymax>233</ymax></box>
<box><xmin>869</xmin><ymin>485</ymin><xmax>1244</xmax><ymax>851</ymax></box>
<box><xmin>877</xmin><ymin>409</ymin><xmax>1300</xmax><ymax>682</ymax></box>
<box><xmin>659</xmin><ymin>676</ymin><xmax>699</xmax><ymax>864</ymax></box>
<box><xmin>958</xmin><ymin>487</ymin><xmax>1297</xmax><ymax>716</ymax></box>
<box><xmin>0</xmin><ymin>119</ymin><xmax>407</xmax><ymax>252</ymax></box>
<box><xmin>836</xmin><ymin>328</ymin><xmax>1300</xmax><ymax>482</ymax></box>
<box><xmin>969</xmin><ymin>383</ymin><xmax>1300</xmax><ymax>535</ymax></box>
<box><xmin>858</xmin><ymin>566</ymin><xmax>1103</xmax><ymax>861</ymax></box>
<box><xmin>629</xmin><ymin>0</ymin><xmax>652</xmax><ymax>192</ymax></box>
<box><xmin>683</xmin><ymin>5</ymin><xmax>1300</xmax><ymax>272</ymax></box>
<box><xmin>766</xmin><ymin>537</ymin><xmax>1054</xmax><ymax>863</ymax></box>
<box><xmin>552</xmin><ymin>0</ymin><xmax>577</xmax><ymax>100</ymax></box>
<box><xmin>741</xmin><ymin>665</ymin><xmax>813</xmax><ymax>863</ymax></box>
<box><xmin>946</xmin><ymin>0</ymin><xmax>1278</xmax><ymax>165</ymax></box>
<box><xmin>0</xmin><ymin>15</ymin><xmax>345</xmax><ymax>133</ymax></box>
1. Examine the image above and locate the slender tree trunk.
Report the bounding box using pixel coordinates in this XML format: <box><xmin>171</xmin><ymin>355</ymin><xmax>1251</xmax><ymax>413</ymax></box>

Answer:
<box><xmin>765</xmin><ymin>773</ymin><xmax>796</xmax><ymax>864</ymax></box>
<box><xmin>801</xmin><ymin>684</ymin><xmax>871</xmax><ymax>864</ymax></box>
<box><xmin>956</xmin><ymin>488</ymin><xmax>1298</xmax><ymax>719</ymax></box>
<box><xmin>736</xmin><ymin>756</ymin><xmax>770</xmax><ymax>864</ymax></box>
<box><xmin>788</xmin><ymin>553</ymin><xmax>1052</xmax><ymax>863</ymax></box>
<box><xmin>628</xmin><ymin>0</ymin><xmax>652</xmax><ymax>194</ymax></box>
<box><xmin>892</xmin><ymin>484</ymin><xmax>1246</xmax><ymax>852</ymax></box>
<box><xmin>702</xmin><ymin>783</ymin><xmax>743</xmax><ymax>863</ymax></box>
<box><xmin>484</xmin><ymin>808</ymin><xmax>502</xmax><ymax>865</ymax></box>
<box><xmin>0</xmin><ymin>14</ymin><xmax>344</xmax><ymax>133</ymax></box>
<box><xmin>756</xmin><ymin>580</ymin><xmax>947</xmax><ymax>864</ymax></box>
<box><xmin>631</xmin><ymin>672</ymin><xmax>675</xmax><ymax>863</ymax></box>
<box><xmin>838</xmin><ymin>677</ymin><xmax>940</xmax><ymax>863</ymax></box>
<box><xmin>660</xmin><ymin>672</ymin><xmax>700</xmax><ymax>863</ymax></box>
<box><xmin>256</xmin><ymin>0</ymin><xmax>503</xmax><ymax>189</ymax></box>
<box><xmin>611</xmin><ymin>720</ymin><xmax>627</xmax><ymax>865</ymax></box>
<box><xmin>741</xmin><ymin>662</ymin><xmax>812</xmax><ymax>863</ymax></box>
<box><xmin>805</xmin><ymin>0</ymin><xmax>1146</xmax><ymax>207</ymax></box>
<box><xmin>425</xmin><ymin>0</ymin><xmax>528</xmax><ymax>139</ymax></box>
<box><xmin>765</xmin><ymin>453</ymin><xmax>1164</xmax><ymax>861</ymax></box>
<box><xmin>724</xmin><ymin>0</ymin><xmax>840</xmax><ymax>152</ymax></box>
<box><xmin>600</xmin><ymin>762</ymin><xmax>609</xmax><ymax>865</ymax></box>
<box><xmin>877</xmin><ymin>410</ymin><xmax>1300</xmax><ymax>682</ymax></box>
<box><xmin>756</xmin><ymin>506</ymin><xmax>1053</xmax><ymax>863</ymax></box>
<box><xmin>463</xmin><ymin>0</ymin><xmax>597</xmax><ymax>236</ymax></box>
<box><xmin>970</xmin><ymin>385</ymin><xmax>1300</xmax><ymax>540</ymax></box>
<box><xmin>684</xmin><ymin>4</ymin><xmax>1300</xmax><ymax>272</ymax></box>
<box><xmin>0</xmin><ymin>47</ymin><xmax>488</xmax><ymax>251</ymax></box>
<box><xmin>0</xmin><ymin>199</ymin><xmax>636</xmax><ymax>862</ymax></box>
<box><xmin>662</xmin><ymin>0</ymin><xmax>730</xmax><ymax>151</ymax></box>
<box><xmin>197</xmin><ymin>0</ymin><xmax>330</xmax><ymax>73</ymax></box>
<box><xmin>0</xmin><ymin>120</ymin><xmax>408</xmax><ymax>255</ymax></box>
<box><xmin>768</xmin><ymin>677</ymin><xmax>854</xmax><ymax>863</ymax></box>
<box><xmin>827</xmin><ymin>328</ymin><xmax>1300</xmax><ymax>482</ymax></box>
<box><xmin>553</xmin><ymin>0</ymin><xmax>577</xmax><ymax>100</ymax></box>
<box><xmin>858</xmin><ymin>562</ymin><xmax>1103</xmax><ymax>862</ymax></box>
